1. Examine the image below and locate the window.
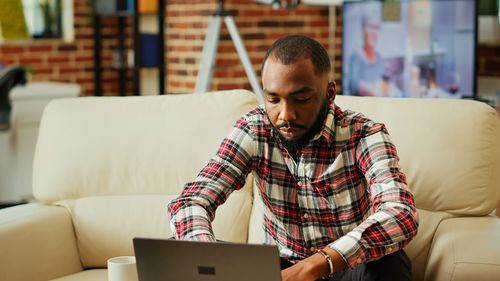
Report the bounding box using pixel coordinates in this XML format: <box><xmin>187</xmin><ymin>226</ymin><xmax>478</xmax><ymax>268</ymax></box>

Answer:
<box><xmin>22</xmin><ymin>0</ymin><xmax>62</xmax><ymax>38</ymax></box>
<box><xmin>0</xmin><ymin>0</ymin><xmax>73</xmax><ymax>42</ymax></box>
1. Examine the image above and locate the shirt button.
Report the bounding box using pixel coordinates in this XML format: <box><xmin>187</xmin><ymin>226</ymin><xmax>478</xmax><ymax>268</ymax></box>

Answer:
<box><xmin>357</xmin><ymin>258</ymin><xmax>363</xmax><ymax>264</ymax></box>
<box><xmin>303</xmin><ymin>213</ymin><xmax>310</xmax><ymax>219</ymax></box>
<box><xmin>297</xmin><ymin>181</ymin><xmax>303</xmax><ymax>187</ymax></box>
<box><xmin>310</xmin><ymin>246</ymin><xmax>316</xmax><ymax>253</ymax></box>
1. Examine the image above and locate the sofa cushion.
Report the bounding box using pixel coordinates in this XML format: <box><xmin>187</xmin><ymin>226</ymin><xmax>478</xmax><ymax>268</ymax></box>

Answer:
<box><xmin>0</xmin><ymin>204</ymin><xmax>83</xmax><ymax>281</ymax></box>
<box><xmin>58</xmin><ymin>184</ymin><xmax>253</xmax><ymax>268</ymax></box>
<box><xmin>403</xmin><ymin>209</ymin><xmax>453</xmax><ymax>281</ymax></box>
<box><xmin>33</xmin><ymin>90</ymin><xmax>259</xmax><ymax>202</ymax></box>
<box><xmin>335</xmin><ymin>96</ymin><xmax>500</xmax><ymax>216</ymax></box>
<box><xmin>424</xmin><ymin>217</ymin><xmax>500</xmax><ymax>281</ymax></box>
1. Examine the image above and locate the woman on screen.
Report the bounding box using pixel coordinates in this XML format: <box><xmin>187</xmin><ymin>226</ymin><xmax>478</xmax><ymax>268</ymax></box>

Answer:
<box><xmin>348</xmin><ymin>13</ymin><xmax>385</xmax><ymax>96</ymax></box>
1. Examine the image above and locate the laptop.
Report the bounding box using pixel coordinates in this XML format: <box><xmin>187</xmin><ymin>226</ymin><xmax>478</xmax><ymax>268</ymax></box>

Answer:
<box><xmin>133</xmin><ymin>237</ymin><xmax>282</xmax><ymax>281</ymax></box>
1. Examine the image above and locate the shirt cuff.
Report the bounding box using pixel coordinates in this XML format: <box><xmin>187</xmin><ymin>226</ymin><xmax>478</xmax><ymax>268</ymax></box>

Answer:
<box><xmin>184</xmin><ymin>232</ymin><xmax>217</xmax><ymax>242</ymax></box>
<box><xmin>327</xmin><ymin>234</ymin><xmax>365</xmax><ymax>269</ymax></box>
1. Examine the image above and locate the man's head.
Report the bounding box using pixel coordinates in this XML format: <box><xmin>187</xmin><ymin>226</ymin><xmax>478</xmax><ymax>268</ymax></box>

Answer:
<box><xmin>261</xmin><ymin>35</ymin><xmax>336</xmax><ymax>143</ymax></box>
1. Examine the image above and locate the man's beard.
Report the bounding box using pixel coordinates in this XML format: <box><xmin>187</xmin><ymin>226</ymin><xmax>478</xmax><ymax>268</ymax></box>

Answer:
<box><xmin>272</xmin><ymin>100</ymin><xmax>329</xmax><ymax>157</ymax></box>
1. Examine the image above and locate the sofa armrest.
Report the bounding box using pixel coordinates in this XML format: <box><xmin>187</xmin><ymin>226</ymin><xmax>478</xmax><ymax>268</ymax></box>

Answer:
<box><xmin>0</xmin><ymin>203</ymin><xmax>83</xmax><ymax>281</ymax></box>
<box><xmin>424</xmin><ymin>216</ymin><xmax>500</xmax><ymax>281</ymax></box>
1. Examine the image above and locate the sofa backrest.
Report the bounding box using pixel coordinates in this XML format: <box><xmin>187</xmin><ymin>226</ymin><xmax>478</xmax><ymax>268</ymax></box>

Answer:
<box><xmin>33</xmin><ymin>90</ymin><xmax>259</xmax><ymax>267</ymax></box>
<box><xmin>33</xmin><ymin>89</ymin><xmax>500</xmax><ymax>270</ymax></box>
<box><xmin>334</xmin><ymin>96</ymin><xmax>500</xmax><ymax>216</ymax></box>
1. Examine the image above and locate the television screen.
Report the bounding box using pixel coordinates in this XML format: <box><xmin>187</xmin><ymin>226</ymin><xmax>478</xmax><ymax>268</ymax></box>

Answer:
<box><xmin>342</xmin><ymin>0</ymin><xmax>477</xmax><ymax>99</ymax></box>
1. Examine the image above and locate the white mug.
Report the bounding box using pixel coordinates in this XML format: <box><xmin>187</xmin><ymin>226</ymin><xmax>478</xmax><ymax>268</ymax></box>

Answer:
<box><xmin>107</xmin><ymin>256</ymin><xmax>139</xmax><ymax>281</ymax></box>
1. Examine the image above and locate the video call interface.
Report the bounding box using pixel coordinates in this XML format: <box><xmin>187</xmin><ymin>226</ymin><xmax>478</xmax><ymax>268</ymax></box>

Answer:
<box><xmin>342</xmin><ymin>0</ymin><xmax>477</xmax><ymax>99</ymax></box>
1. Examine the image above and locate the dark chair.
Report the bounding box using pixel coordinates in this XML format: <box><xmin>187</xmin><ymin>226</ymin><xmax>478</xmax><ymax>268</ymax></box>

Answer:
<box><xmin>0</xmin><ymin>65</ymin><xmax>27</xmax><ymax>131</ymax></box>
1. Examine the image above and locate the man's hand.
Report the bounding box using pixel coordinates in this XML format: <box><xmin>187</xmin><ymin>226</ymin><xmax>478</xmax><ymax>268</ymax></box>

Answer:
<box><xmin>281</xmin><ymin>258</ymin><xmax>322</xmax><ymax>281</ymax></box>
<box><xmin>280</xmin><ymin>248</ymin><xmax>347</xmax><ymax>281</ymax></box>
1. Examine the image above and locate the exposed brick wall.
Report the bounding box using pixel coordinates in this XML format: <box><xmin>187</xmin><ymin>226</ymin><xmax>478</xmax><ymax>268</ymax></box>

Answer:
<box><xmin>0</xmin><ymin>0</ymin><xmax>136</xmax><ymax>96</ymax></box>
<box><xmin>166</xmin><ymin>0</ymin><xmax>335</xmax><ymax>94</ymax></box>
<box><xmin>0</xmin><ymin>0</ymin><xmax>497</xmax><ymax>97</ymax></box>
<box><xmin>0</xmin><ymin>0</ymin><xmax>335</xmax><ymax>96</ymax></box>
<box><xmin>166</xmin><ymin>1</ymin><xmax>216</xmax><ymax>94</ymax></box>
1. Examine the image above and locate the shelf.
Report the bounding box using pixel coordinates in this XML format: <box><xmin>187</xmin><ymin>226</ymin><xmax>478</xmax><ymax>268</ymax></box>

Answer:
<box><xmin>101</xmin><ymin>65</ymin><xmax>160</xmax><ymax>71</ymax></box>
<box><xmin>97</xmin><ymin>11</ymin><xmax>134</xmax><ymax>18</ymax></box>
<box><xmin>138</xmin><ymin>11</ymin><xmax>159</xmax><ymax>16</ymax></box>
<box><xmin>102</xmin><ymin>66</ymin><xmax>134</xmax><ymax>71</ymax></box>
<box><xmin>96</xmin><ymin>11</ymin><xmax>159</xmax><ymax>17</ymax></box>
<box><xmin>93</xmin><ymin>0</ymin><xmax>166</xmax><ymax>96</ymax></box>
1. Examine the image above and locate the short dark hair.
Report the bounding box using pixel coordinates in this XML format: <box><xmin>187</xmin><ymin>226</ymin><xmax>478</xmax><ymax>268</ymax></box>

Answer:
<box><xmin>262</xmin><ymin>35</ymin><xmax>331</xmax><ymax>75</ymax></box>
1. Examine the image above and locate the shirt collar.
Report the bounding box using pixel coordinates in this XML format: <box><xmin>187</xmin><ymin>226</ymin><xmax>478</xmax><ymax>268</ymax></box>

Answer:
<box><xmin>311</xmin><ymin>102</ymin><xmax>337</xmax><ymax>144</ymax></box>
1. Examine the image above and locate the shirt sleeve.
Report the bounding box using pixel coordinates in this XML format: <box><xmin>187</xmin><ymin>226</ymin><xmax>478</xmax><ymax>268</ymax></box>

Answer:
<box><xmin>328</xmin><ymin>125</ymin><xmax>419</xmax><ymax>268</ymax></box>
<box><xmin>167</xmin><ymin>117</ymin><xmax>256</xmax><ymax>241</ymax></box>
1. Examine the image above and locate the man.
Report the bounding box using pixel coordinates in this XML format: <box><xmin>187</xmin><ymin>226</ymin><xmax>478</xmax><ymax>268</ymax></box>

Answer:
<box><xmin>168</xmin><ymin>35</ymin><xmax>418</xmax><ymax>281</ymax></box>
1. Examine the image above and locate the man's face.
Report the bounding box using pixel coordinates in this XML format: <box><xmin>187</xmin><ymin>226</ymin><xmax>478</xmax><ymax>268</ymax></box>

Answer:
<box><xmin>261</xmin><ymin>56</ymin><xmax>334</xmax><ymax>141</ymax></box>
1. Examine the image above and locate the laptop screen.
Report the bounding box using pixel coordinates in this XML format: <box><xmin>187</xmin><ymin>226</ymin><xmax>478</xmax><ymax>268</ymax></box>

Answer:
<box><xmin>133</xmin><ymin>238</ymin><xmax>282</xmax><ymax>281</ymax></box>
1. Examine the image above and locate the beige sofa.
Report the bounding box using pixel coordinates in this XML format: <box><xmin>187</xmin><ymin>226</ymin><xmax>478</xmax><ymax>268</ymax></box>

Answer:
<box><xmin>0</xmin><ymin>90</ymin><xmax>499</xmax><ymax>281</ymax></box>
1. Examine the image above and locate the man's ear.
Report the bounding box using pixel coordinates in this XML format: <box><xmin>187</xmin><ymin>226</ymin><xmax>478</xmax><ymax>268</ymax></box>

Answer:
<box><xmin>327</xmin><ymin>81</ymin><xmax>337</xmax><ymax>101</ymax></box>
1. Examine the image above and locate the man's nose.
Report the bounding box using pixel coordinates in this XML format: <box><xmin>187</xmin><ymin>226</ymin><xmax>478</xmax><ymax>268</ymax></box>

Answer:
<box><xmin>278</xmin><ymin>102</ymin><xmax>296</xmax><ymax>122</ymax></box>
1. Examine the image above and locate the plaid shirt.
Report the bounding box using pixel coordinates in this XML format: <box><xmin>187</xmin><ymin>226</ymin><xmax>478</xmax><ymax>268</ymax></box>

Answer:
<box><xmin>168</xmin><ymin>103</ymin><xmax>419</xmax><ymax>268</ymax></box>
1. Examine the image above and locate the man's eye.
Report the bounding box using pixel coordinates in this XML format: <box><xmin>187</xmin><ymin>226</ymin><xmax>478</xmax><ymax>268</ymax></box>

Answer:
<box><xmin>267</xmin><ymin>99</ymin><xmax>279</xmax><ymax>104</ymax></box>
<box><xmin>296</xmin><ymin>97</ymin><xmax>310</xmax><ymax>103</ymax></box>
